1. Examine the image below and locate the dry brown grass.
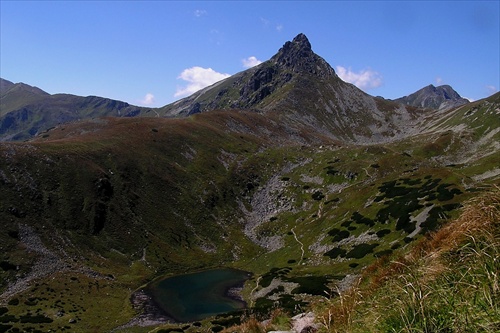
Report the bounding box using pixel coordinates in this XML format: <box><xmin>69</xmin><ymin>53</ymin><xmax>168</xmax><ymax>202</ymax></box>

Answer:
<box><xmin>314</xmin><ymin>277</ymin><xmax>363</xmax><ymax>333</ymax></box>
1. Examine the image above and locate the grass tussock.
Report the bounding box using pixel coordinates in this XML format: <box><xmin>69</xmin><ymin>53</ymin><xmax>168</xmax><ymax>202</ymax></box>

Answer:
<box><xmin>314</xmin><ymin>280</ymin><xmax>363</xmax><ymax>333</ymax></box>
<box><xmin>222</xmin><ymin>308</ymin><xmax>291</xmax><ymax>333</ymax></box>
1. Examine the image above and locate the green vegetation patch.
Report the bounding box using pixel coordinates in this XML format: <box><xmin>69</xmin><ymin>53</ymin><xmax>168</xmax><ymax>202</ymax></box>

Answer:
<box><xmin>211</xmin><ymin>311</ymin><xmax>243</xmax><ymax>328</ymax></box>
<box><xmin>0</xmin><ymin>261</ymin><xmax>17</xmax><ymax>271</ymax></box>
<box><xmin>374</xmin><ymin>176</ymin><xmax>463</xmax><ymax>234</ymax></box>
<box><xmin>350</xmin><ymin>212</ymin><xmax>375</xmax><ymax>227</ymax></box>
<box><xmin>419</xmin><ymin>203</ymin><xmax>462</xmax><ymax>233</ymax></box>
<box><xmin>345</xmin><ymin>243</ymin><xmax>379</xmax><ymax>259</ymax></box>
<box><xmin>327</xmin><ymin>228</ymin><xmax>350</xmax><ymax>242</ymax></box>
<box><xmin>19</xmin><ymin>314</ymin><xmax>53</xmax><ymax>324</ymax></box>
<box><xmin>260</xmin><ymin>267</ymin><xmax>292</xmax><ymax>288</ymax></box>
<box><xmin>374</xmin><ymin>249</ymin><xmax>393</xmax><ymax>258</ymax></box>
<box><xmin>312</xmin><ymin>190</ymin><xmax>325</xmax><ymax>201</ymax></box>
<box><xmin>0</xmin><ymin>324</ymin><xmax>13</xmax><ymax>333</ymax></box>
<box><xmin>288</xmin><ymin>275</ymin><xmax>332</xmax><ymax>295</ymax></box>
<box><xmin>376</xmin><ymin>229</ymin><xmax>391</xmax><ymax>238</ymax></box>
<box><xmin>0</xmin><ymin>315</ymin><xmax>18</xmax><ymax>323</ymax></box>
<box><xmin>323</xmin><ymin>247</ymin><xmax>347</xmax><ymax>259</ymax></box>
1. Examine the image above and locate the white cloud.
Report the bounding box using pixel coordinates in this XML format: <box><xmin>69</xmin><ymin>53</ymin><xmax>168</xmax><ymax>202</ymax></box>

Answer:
<box><xmin>194</xmin><ymin>9</ymin><xmax>207</xmax><ymax>17</ymax></box>
<box><xmin>242</xmin><ymin>56</ymin><xmax>262</xmax><ymax>69</ymax></box>
<box><xmin>435</xmin><ymin>77</ymin><xmax>443</xmax><ymax>85</ymax></box>
<box><xmin>260</xmin><ymin>17</ymin><xmax>270</xmax><ymax>27</ymax></box>
<box><xmin>335</xmin><ymin>66</ymin><xmax>383</xmax><ymax>90</ymax></box>
<box><xmin>174</xmin><ymin>66</ymin><xmax>231</xmax><ymax>98</ymax></box>
<box><xmin>276</xmin><ymin>24</ymin><xmax>284</xmax><ymax>32</ymax></box>
<box><xmin>486</xmin><ymin>85</ymin><xmax>498</xmax><ymax>94</ymax></box>
<box><xmin>140</xmin><ymin>93</ymin><xmax>155</xmax><ymax>105</ymax></box>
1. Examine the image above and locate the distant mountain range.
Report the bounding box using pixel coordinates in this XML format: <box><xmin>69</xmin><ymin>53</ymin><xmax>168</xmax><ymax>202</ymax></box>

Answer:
<box><xmin>0</xmin><ymin>78</ymin><xmax>149</xmax><ymax>141</ymax></box>
<box><xmin>0</xmin><ymin>34</ymin><xmax>473</xmax><ymax>142</ymax></box>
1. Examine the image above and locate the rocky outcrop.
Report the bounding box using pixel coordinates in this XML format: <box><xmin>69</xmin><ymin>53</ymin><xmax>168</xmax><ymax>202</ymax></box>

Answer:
<box><xmin>271</xmin><ymin>33</ymin><xmax>335</xmax><ymax>78</ymax></box>
<box><xmin>92</xmin><ymin>177</ymin><xmax>114</xmax><ymax>235</ymax></box>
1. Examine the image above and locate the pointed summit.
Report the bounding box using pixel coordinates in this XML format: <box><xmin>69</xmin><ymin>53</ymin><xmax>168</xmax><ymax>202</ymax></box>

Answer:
<box><xmin>272</xmin><ymin>33</ymin><xmax>314</xmax><ymax>70</ymax></box>
<box><xmin>293</xmin><ymin>33</ymin><xmax>311</xmax><ymax>47</ymax></box>
<box><xmin>270</xmin><ymin>33</ymin><xmax>335</xmax><ymax>79</ymax></box>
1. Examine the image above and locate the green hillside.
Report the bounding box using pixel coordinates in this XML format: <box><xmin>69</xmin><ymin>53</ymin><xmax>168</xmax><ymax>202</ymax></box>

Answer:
<box><xmin>0</xmin><ymin>95</ymin><xmax>498</xmax><ymax>332</ymax></box>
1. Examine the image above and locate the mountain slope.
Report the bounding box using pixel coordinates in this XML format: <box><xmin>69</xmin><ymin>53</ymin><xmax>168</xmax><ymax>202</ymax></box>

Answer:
<box><xmin>0</xmin><ymin>78</ymin><xmax>50</xmax><ymax>117</ymax></box>
<box><xmin>0</xmin><ymin>91</ymin><xmax>498</xmax><ymax>331</ymax></box>
<box><xmin>395</xmin><ymin>84</ymin><xmax>469</xmax><ymax>111</ymax></box>
<box><xmin>0</xmin><ymin>80</ymin><xmax>151</xmax><ymax>141</ymax></box>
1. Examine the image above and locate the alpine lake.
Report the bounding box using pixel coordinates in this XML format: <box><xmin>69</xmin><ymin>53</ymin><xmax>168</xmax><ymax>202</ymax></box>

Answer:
<box><xmin>146</xmin><ymin>268</ymin><xmax>251</xmax><ymax>322</ymax></box>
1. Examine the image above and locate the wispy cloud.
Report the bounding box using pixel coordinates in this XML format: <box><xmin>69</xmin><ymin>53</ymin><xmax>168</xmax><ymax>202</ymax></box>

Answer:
<box><xmin>260</xmin><ymin>17</ymin><xmax>270</xmax><ymax>27</ymax></box>
<box><xmin>242</xmin><ymin>56</ymin><xmax>262</xmax><ymax>69</ymax></box>
<box><xmin>194</xmin><ymin>9</ymin><xmax>207</xmax><ymax>17</ymax></box>
<box><xmin>174</xmin><ymin>66</ymin><xmax>231</xmax><ymax>98</ymax></box>
<box><xmin>435</xmin><ymin>77</ymin><xmax>444</xmax><ymax>85</ymax></box>
<box><xmin>260</xmin><ymin>17</ymin><xmax>283</xmax><ymax>32</ymax></box>
<box><xmin>486</xmin><ymin>84</ymin><xmax>498</xmax><ymax>95</ymax></box>
<box><xmin>209</xmin><ymin>29</ymin><xmax>224</xmax><ymax>45</ymax></box>
<box><xmin>140</xmin><ymin>93</ymin><xmax>155</xmax><ymax>106</ymax></box>
<box><xmin>336</xmin><ymin>66</ymin><xmax>383</xmax><ymax>90</ymax></box>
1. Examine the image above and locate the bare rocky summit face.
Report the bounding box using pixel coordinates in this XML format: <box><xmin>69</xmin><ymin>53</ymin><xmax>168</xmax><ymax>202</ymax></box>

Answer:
<box><xmin>394</xmin><ymin>84</ymin><xmax>469</xmax><ymax>111</ymax></box>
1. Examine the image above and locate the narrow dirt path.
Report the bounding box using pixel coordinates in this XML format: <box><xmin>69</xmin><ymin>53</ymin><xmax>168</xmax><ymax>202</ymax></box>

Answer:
<box><xmin>291</xmin><ymin>226</ymin><xmax>305</xmax><ymax>265</ymax></box>
<box><xmin>249</xmin><ymin>276</ymin><xmax>262</xmax><ymax>307</ymax></box>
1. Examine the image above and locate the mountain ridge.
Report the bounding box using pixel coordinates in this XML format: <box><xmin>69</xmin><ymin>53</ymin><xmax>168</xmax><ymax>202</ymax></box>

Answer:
<box><xmin>0</xmin><ymin>34</ymin><xmax>477</xmax><ymax>143</ymax></box>
<box><xmin>0</xmin><ymin>80</ymin><xmax>150</xmax><ymax>141</ymax></box>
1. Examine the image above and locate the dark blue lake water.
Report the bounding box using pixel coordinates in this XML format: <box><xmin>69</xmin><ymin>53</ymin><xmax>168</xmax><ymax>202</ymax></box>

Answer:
<box><xmin>147</xmin><ymin>268</ymin><xmax>251</xmax><ymax>322</ymax></box>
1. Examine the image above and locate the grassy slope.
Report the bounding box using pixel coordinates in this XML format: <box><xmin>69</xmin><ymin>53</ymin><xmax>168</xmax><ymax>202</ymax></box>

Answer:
<box><xmin>0</xmin><ymin>99</ymin><xmax>498</xmax><ymax>332</ymax></box>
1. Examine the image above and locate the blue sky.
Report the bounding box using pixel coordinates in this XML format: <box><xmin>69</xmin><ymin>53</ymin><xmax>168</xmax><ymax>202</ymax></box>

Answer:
<box><xmin>1</xmin><ymin>1</ymin><xmax>498</xmax><ymax>107</ymax></box>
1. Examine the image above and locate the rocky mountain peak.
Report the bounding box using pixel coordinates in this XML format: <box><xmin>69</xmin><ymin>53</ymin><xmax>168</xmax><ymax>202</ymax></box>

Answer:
<box><xmin>267</xmin><ymin>33</ymin><xmax>337</xmax><ymax>82</ymax></box>
<box><xmin>271</xmin><ymin>34</ymin><xmax>314</xmax><ymax>67</ymax></box>
<box><xmin>395</xmin><ymin>84</ymin><xmax>469</xmax><ymax>111</ymax></box>
<box><xmin>289</xmin><ymin>33</ymin><xmax>312</xmax><ymax>53</ymax></box>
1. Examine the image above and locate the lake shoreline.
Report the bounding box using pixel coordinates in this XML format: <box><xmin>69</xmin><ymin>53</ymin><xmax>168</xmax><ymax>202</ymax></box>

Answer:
<box><xmin>144</xmin><ymin>268</ymin><xmax>252</xmax><ymax>323</ymax></box>
<box><xmin>113</xmin><ymin>289</ymin><xmax>173</xmax><ymax>330</ymax></box>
